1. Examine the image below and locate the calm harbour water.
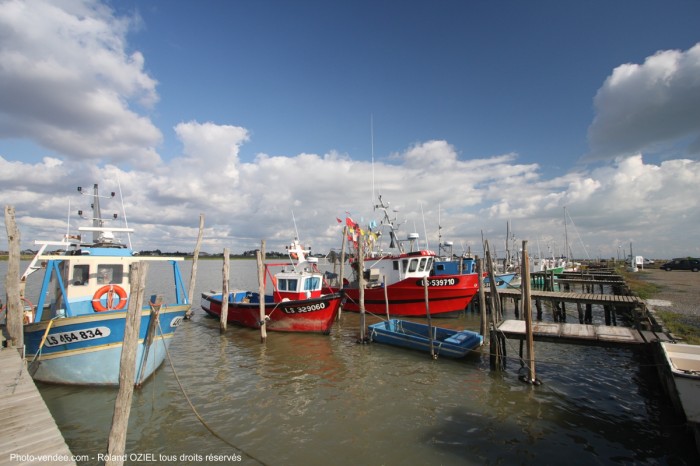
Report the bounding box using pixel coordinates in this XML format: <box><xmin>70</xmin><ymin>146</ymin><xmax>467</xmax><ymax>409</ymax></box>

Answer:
<box><xmin>3</xmin><ymin>259</ymin><xmax>699</xmax><ymax>465</ymax></box>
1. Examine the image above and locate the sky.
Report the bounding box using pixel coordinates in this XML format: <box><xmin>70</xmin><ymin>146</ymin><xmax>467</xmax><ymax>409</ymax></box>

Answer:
<box><xmin>1</xmin><ymin>0</ymin><xmax>700</xmax><ymax>261</ymax></box>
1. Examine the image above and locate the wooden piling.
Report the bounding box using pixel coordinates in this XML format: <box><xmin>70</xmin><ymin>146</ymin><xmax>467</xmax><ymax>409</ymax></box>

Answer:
<box><xmin>106</xmin><ymin>261</ymin><xmax>148</xmax><ymax>466</ymax></box>
<box><xmin>186</xmin><ymin>214</ymin><xmax>205</xmax><ymax>318</ymax></box>
<box><xmin>383</xmin><ymin>275</ymin><xmax>390</xmax><ymax>321</ymax></box>
<box><xmin>258</xmin><ymin>240</ymin><xmax>267</xmax><ymax>343</ymax></box>
<box><xmin>521</xmin><ymin>241</ymin><xmax>537</xmax><ymax>384</ymax></box>
<box><xmin>484</xmin><ymin>241</ymin><xmax>502</xmax><ymax>321</ymax></box>
<box><xmin>4</xmin><ymin>205</ymin><xmax>23</xmax><ymax>349</ymax></box>
<box><xmin>423</xmin><ymin>277</ymin><xmax>435</xmax><ymax>359</ymax></box>
<box><xmin>476</xmin><ymin>257</ymin><xmax>487</xmax><ymax>338</ymax></box>
<box><xmin>220</xmin><ymin>248</ymin><xmax>230</xmax><ymax>333</ymax></box>
<box><xmin>137</xmin><ymin>294</ymin><xmax>163</xmax><ymax>386</ymax></box>
<box><xmin>338</xmin><ymin>226</ymin><xmax>347</xmax><ymax>319</ymax></box>
<box><xmin>358</xmin><ymin>240</ymin><xmax>366</xmax><ymax>343</ymax></box>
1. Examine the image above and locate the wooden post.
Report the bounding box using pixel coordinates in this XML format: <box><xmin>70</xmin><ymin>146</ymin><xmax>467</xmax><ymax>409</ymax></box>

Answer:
<box><xmin>106</xmin><ymin>261</ymin><xmax>148</xmax><ymax>466</ymax></box>
<box><xmin>585</xmin><ymin>303</ymin><xmax>593</xmax><ymax>324</ymax></box>
<box><xmin>358</xmin><ymin>240</ymin><xmax>366</xmax><ymax>343</ymax></box>
<box><xmin>220</xmin><ymin>248</ymin><xmax>230</xmax><ymax>332</ymax></box>
<box><xmin>383</xmin><ymin>275</ymin><xmax>390</xmax><ymax>321</ymax></box>
<box><xmin>4</xmin><ymin>206</ymin><xmax>23</xmax><ymax>349</ymax></box>
<box><xmin>484</xmin><ymin>241</ymin><xmax>502</xmax><ymax>322</ymax></box>
<box><xmin>577</xmin><ymin>303</ymin><xmax>584</xmax><ymax>324</ymax></box>
<box><xmin>423</xmin><ymin>277</ymin><xmax>435</xmax><ymax>359</ymax></box>
<box><xmin>521</xmin><ymin>241</ymin><xmax>537</xmax><ymax>384</ymax></box>
<box><xmin>476</xmin><ymin>257</ymin><xmax>487</xmax><ymax>338</ymax></box>
<box><xmin>337</xmin><ymin>226</ymin><xmax>348</xmax><ymax>319</ymax></box>
<box><xmin>137</xmin><ymin>294</ymin><xmax>162</xmax><ymax>386</ymax></box>
<box><xmin>186</xmin><ymin>214</ymin><xmax>205</xmax><ymax>318</ymax></box>
<box><xmin>257</xmin><ymin>241</ymin><xmax>267</xmax><ymax>342</ymax></box>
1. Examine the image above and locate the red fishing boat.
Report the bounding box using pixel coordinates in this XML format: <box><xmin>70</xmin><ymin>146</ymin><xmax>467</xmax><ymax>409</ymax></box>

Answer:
<box><xmin>201</xmin><ymin>239</ymin><xmax>343</xmax><ymax>334</ymax></box>
<box><xmin>339</xmin><ymin>196</ymin><xmax>479</xmax><ymax>317</ymax></box>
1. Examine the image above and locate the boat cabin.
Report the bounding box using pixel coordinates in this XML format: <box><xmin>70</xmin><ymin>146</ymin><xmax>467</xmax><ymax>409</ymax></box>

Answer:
<box><xmin>273</xmin><ymin>268</ymin><xmax>324</xmax><ymax>301</ymax></box>
<box><xmin>364</xmin><ymin>250</ymin><xmax>435</xmax><ymax>287</ymax></box>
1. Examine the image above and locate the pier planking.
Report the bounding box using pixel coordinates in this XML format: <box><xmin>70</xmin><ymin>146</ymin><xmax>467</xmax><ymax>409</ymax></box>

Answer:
<box><xmin>497</xmin><ymin>319</ymin><xmax>647</xmax><ymax>347</ymax></box>
<box><xmin>0</xmin><ymin>348</ymin><xmax>76</xmax><ymax>466</ymax></box>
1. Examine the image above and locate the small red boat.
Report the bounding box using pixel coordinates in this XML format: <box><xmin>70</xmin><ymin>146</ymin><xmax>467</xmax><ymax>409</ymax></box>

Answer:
<box><xmin>201</xmin><ymin>240</ymin><xmax>343</xmax><ymax>334</ymax></box>
<box><xmin>338</xmin><ymin>196</ymin><xmax>479</xmax><ymax>317</ymax></box>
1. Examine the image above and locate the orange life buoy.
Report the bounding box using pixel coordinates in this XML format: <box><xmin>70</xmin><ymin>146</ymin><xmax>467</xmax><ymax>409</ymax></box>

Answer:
<box><xmin>92</xmin><ymin>285</ymin><xmax>128</xmax><ymax>312</ymax></box>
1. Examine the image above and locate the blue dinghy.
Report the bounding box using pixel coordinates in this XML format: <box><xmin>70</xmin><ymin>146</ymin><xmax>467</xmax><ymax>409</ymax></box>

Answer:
<box><xmin>368</xmin><ymin>319</ymin><xmax>483</xmax><ymax>358</ymax></box>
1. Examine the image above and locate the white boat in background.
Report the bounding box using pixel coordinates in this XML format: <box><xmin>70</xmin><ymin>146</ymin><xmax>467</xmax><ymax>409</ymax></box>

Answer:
<box><xmin>659</xmin><ymin>342</ymin><xmax>700</xmax><ymax>425</ymax></box>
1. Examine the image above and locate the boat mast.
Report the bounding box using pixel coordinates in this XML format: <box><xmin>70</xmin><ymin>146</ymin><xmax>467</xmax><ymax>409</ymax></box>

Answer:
<box><xmin>564</xmin><ymin>206</ymin><xmax>570</xmax><ymax>260</ymax></box>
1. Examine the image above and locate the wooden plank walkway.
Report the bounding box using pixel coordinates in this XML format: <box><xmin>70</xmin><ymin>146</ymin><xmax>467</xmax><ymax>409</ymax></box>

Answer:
<box><xmin>497</xmin><ymin>319</ymin><xmax>647</xmax><ymax>347</ymax></box>
<box><xmin>486</xmin><ymin>288</ymin><xmax>642</xmax><ymax>307</ymax></box>
<box><xmin>0</xmin><ymin>348</ymin><xmax>76</xmax><ymax>466</ymax></box>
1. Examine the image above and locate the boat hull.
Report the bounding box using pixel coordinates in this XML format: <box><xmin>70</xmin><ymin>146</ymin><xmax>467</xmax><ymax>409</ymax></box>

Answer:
<box><xmin>368</xmin><ymin>319</ymin><xmax>483</xmax><ymax>358</ymax></box>
<box><xmin>341</xmin><ymin>274</ymin><xmax>478</xmax><ymax>317</ymax></box>
<box><xmin>659</xmin><ymin>342</ymin><xmax>700</xmax><ymax>423</ymax></box>
<box><xmin>24</xmin><ymin>305</ymin><xmax>188</xmax><ymax>385</ymax></box>
<box><xmin>201</xmin><ymin>292</ymin><xmax>342</xmax><ymax>334</ymax></box>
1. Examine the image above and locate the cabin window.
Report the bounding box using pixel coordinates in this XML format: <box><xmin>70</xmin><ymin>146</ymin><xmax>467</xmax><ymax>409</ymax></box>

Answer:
<box><xmin>408</xmin><ymin>259</ymin><xmax>418</xmax><ymax>273</ymax></box>
<box><xmin>304</xmin><ymin>277</ymin><xmax>321</xmax><ymax>291</ymax></box>
<box><xmin>72</xmin><ymin>264</ymin><xmax>90</xmax><ymax>286</ymax></box>
<box><xmin>418</xmin><ymin>258</ymin><xmax>428</xmax><ymax>272</ymax></box>
<box><xmin>393</xmin><ymin>261</ymin><xmax>399</xmax><ymax>271</ymax></box>
<box><xmin>402</xmin><ymin>259</ymin><xmax>408</xmax><ymax>273</ymax></box>
<box><xmin>436</xmin><ymin>264</ymin><xmax>445</xmax><ymax>272</ymax></box>
<box><xmin>279</xmin><ymin>278</ymin><xmax>298</xmax><ymax>292</ymax></box>
<box><xmin>97</xmin><ymin>264</ymin><xmax>124</xmax><ymax>284</ymax></box>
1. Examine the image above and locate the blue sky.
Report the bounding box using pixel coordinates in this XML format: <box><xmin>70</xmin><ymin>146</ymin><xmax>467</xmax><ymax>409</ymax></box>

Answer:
<box><xmin>2</xmin><ymin>0</ymin><xmax>700</xmax><ymax>260</ymax></box>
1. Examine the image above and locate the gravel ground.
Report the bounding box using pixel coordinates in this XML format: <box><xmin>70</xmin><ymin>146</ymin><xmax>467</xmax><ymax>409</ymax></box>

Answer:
<box><xmin>634</xmin><ymin>268</ymin><xmax>700</xmax><ymax>317</ymax></box>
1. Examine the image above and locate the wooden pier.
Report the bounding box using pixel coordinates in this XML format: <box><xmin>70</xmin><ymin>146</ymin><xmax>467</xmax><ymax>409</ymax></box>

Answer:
<box><xmin>496</xmin><ymin>319</ymin><xmax>656</xmax><ymax>347</ymax></box>
<box><xmin>487</xmin><ymin>287</ymin><xmax>642</xmax><ymax>308</ymax></box>
<box><xmin>0</xmin><ymin>348</ymin><xmax>76</xmax><ymax>466</ymax></box>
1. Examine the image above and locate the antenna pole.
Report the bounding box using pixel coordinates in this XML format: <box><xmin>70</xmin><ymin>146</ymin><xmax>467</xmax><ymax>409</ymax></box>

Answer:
<box><xmin>371</xmin><ymin>114</ymin><xmax>375</xmax><ymax>205</ymax></box>
<box><xmin>117</xmin><ymin>175</ymin><xmax>132</xmax><ymax>249</ymax></box>
<box><xmin>292</xmin><ymin>210</ymin><xmax>299</xmax><ymax>241</ymax></box>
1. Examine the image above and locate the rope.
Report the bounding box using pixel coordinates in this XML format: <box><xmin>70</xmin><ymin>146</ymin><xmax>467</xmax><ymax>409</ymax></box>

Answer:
<box><xmin>28</xmin><ymin>317</ymin><xmax>60</xmax><ymax>370</ymax></box>
<box><xmin>158</xmin><ymin>320</ymin><xmax>268</xmax><ymax>466</ymax></box>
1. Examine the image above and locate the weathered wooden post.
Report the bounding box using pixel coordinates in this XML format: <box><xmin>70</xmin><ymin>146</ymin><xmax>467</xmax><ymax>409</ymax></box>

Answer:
<box><xmin>484</xmin><ymin>241</ymin><xmax>502</xmax><ymax>321</ymax></box>
<box><xmin>383</xmin><ymin>275</ymin><xmax>390</xmax><ymax>321</ymax></box>
<box><xmin>106</xmin><ymin>261</ymin><xmax>148</xmax><ymax>466</ymax></box>
<box><xmin>358</xmin><ymin>239</ymin><xmax>366</xmax><ymax>343</ymax></box>
<box><xmin>4</xmin><ymin>206</ymin><xmax>23</xmax><ymax>350</ymax></box>
<box><xmin>337</xmin><ymin>226</ymin><xmax>348</xmax><ymax>320</ymax></box>
<box><xmin>520</xmin><ymin>241</ymin><xmax>537</xmax><ymax>385</ymax></box>
<box><xmin>220</xmin><ymin>248</ymin><xmax>230</xmax><ymax>332</ymax></box>
<box><xmin>186</xmin><ymin>214</ymin><xmax>205</xmax><ymax>318</ymax></box>
<box><xmin>137</xmin><ymin>294</ymin><xmax>163</xmax><ymax>386</ymax></box>
<box><xmin>257</xmin><ymin>240</ymin><xmax>267</xmax><ymax>342</ymax></box>
<box><xmin>476</xmin><ymin>257</ymin><xmax>487</xmax><ymax>338</ymax></box>
<box><xmin>423</xmin><ymin>277</ymin><xmax>435</xmax><ymax>359</ymax></box>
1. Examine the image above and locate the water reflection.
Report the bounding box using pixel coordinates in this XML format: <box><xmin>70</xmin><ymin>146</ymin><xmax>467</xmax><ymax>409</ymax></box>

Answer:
<box><xmin>2</xmin><ymin>260</ymin><xmax>698</xmax><ymax>465</ymax></box>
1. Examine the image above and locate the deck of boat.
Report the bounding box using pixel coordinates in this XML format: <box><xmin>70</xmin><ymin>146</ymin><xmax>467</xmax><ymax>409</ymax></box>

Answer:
<box><xmin>0</xmin><ymin>347</ymin><xmax>76</xmax><ymax>466</ymax></box>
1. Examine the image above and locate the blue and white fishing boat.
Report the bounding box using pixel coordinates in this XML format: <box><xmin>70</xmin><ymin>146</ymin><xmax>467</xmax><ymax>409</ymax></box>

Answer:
<box><xmin>20</xmin><ymin>184</ymin><xmax>190</xmax><ymax>386</ymax></box>
<box><xmin>432</xmin><ymin>241</ymin><xmax>517</xmax><ymax>289</ymax></box>
<box><xmin>368</xmin><ymin>319</ymin><xmax>483</xmax><ymax>358</ymax></box>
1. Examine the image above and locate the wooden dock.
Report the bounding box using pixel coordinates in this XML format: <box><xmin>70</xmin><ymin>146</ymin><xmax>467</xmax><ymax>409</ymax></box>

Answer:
<box><xmin>496</xmin><ymin>319</ymin><xmax>650</xmax><ymax>347</ymax></box>
<box><xmin>486</xmin><ymin>287</ymin><xmax>642</xmax><ymax>308</ymax></box>
<box><xmin>0</xmin><ymin>348</ymin><xmax>76</xmax><ymax>466</ymax></box>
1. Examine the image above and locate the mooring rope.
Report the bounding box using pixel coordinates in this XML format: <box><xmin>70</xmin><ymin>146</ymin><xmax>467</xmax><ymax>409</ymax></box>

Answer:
<box><xmin>157</xmin><ymin>320</ymin><xmax>268</xmax><ymax>466</ymax></box>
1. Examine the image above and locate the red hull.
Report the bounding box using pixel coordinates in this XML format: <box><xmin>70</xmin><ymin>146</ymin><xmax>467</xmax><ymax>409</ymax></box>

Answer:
<box><xmin>341</xmin><ymin>274</ymin><xmax>478</xmax><ymax>317</ymax></box>
<box><xmin>201</xmin><ymin>292</ymin><xmax>342</xmax><ymax>334</ymax></box>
